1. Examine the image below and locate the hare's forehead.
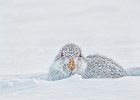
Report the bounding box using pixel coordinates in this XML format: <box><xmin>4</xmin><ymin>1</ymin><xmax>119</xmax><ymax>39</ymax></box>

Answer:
<box><xmin>61</xmin><ymin>44</ymin><xmax>81</xmax><ymax>56</ymax></box>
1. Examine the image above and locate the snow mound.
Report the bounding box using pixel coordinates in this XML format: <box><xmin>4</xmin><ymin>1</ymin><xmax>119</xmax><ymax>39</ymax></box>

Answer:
<box><xmin>1</xmin><ymin>76</ymin><xmax>140</xmax><ymax>100</ymax></box>
<box><xmin>0</xmin><ymin>73</ymin><xmax>50</xmax><ymax>94</ymax></box>
<box><xmin>63</xmin><ymin>74</ymin><xmax>82</xmax><ymax>81</ymax></box>
<box><xmin>0</xmin><ymin>74</ymin><xmax>83</xmax><ymax>94</ymax></box>
<box><xmin>126</xmin><ymin>67</ymin><xmax>140</xmax><ymax>76</ymax></box>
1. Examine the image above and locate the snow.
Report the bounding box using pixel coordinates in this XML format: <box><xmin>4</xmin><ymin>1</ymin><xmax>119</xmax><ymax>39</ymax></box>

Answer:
<box><xmin>0</xmin><ymin>0</ymin><xmax>140</xmax><ymax>100</ymax></box>
<box><xmin>126</xmin><ymin>67</ymin><xmax>140</xmax><ymax>76</ymax></box>
<box><xmin>0</xmin><ymin>75</ymin><xmax>140</xmax><ymax>100</ymax></box>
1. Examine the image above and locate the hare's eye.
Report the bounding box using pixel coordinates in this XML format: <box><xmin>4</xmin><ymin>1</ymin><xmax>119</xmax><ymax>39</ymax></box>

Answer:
<box><xmin>61</xmin><ymin>52</ymin><xmax>64</xmax><ymax>57</ymax></box>
<box><xmin>79</xmin><ymin>53</ymin><xmax>82</xmax><ymax>57</ymax></box>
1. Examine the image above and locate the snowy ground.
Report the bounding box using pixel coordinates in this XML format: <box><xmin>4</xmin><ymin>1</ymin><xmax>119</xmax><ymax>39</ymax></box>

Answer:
<box><xmin>0</xmin><ymin>75</ymin><xmax>140</xmax><ymax>100</ymax></box>
<box><xmin>0</xmin><ymin>0</ymin><xmax>140</xmax><ymax>100</ymax></box>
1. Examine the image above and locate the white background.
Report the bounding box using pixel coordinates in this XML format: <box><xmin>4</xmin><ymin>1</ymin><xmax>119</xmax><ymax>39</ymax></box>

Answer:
<box><xmin>0</xmin><ymin>0</ymin><xmax>140</xmax><ymax>75</ymax></box>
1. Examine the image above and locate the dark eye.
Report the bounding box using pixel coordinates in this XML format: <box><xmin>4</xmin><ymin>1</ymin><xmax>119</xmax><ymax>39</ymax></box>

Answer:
<box><xmin>61</xmin><ymin>52</ymin><xmax>64</xmax><ymax>57</ymax></box>
<box><xmin>79</xmin><ymin>53</ymin><xmax>82</xmax><ymax>57</ymax></box>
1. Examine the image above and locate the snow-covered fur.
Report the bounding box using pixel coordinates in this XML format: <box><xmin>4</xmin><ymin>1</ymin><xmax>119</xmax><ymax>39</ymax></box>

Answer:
<box><xmin>82</xmin><ymin>55</ymin><xmax>127</xmax><ymax>78</ymax></box>
<box><xmin>47</xmin><ymin>43</ymin><xmax>127</xmax><ymax>81</ymax></box>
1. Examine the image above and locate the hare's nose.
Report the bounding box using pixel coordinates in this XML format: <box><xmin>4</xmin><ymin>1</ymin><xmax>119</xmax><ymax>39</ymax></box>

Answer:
<box><xmin>67</xmin><ymin>58</ymin><xmax>76</xmax><ymax>70</ymax></box>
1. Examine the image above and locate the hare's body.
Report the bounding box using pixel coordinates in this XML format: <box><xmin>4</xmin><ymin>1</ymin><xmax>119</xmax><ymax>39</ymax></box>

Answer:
<box><xmin>47</xmin><ymin>43</ymin><xmax>127</xmax><ymax>81</ymax></box>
